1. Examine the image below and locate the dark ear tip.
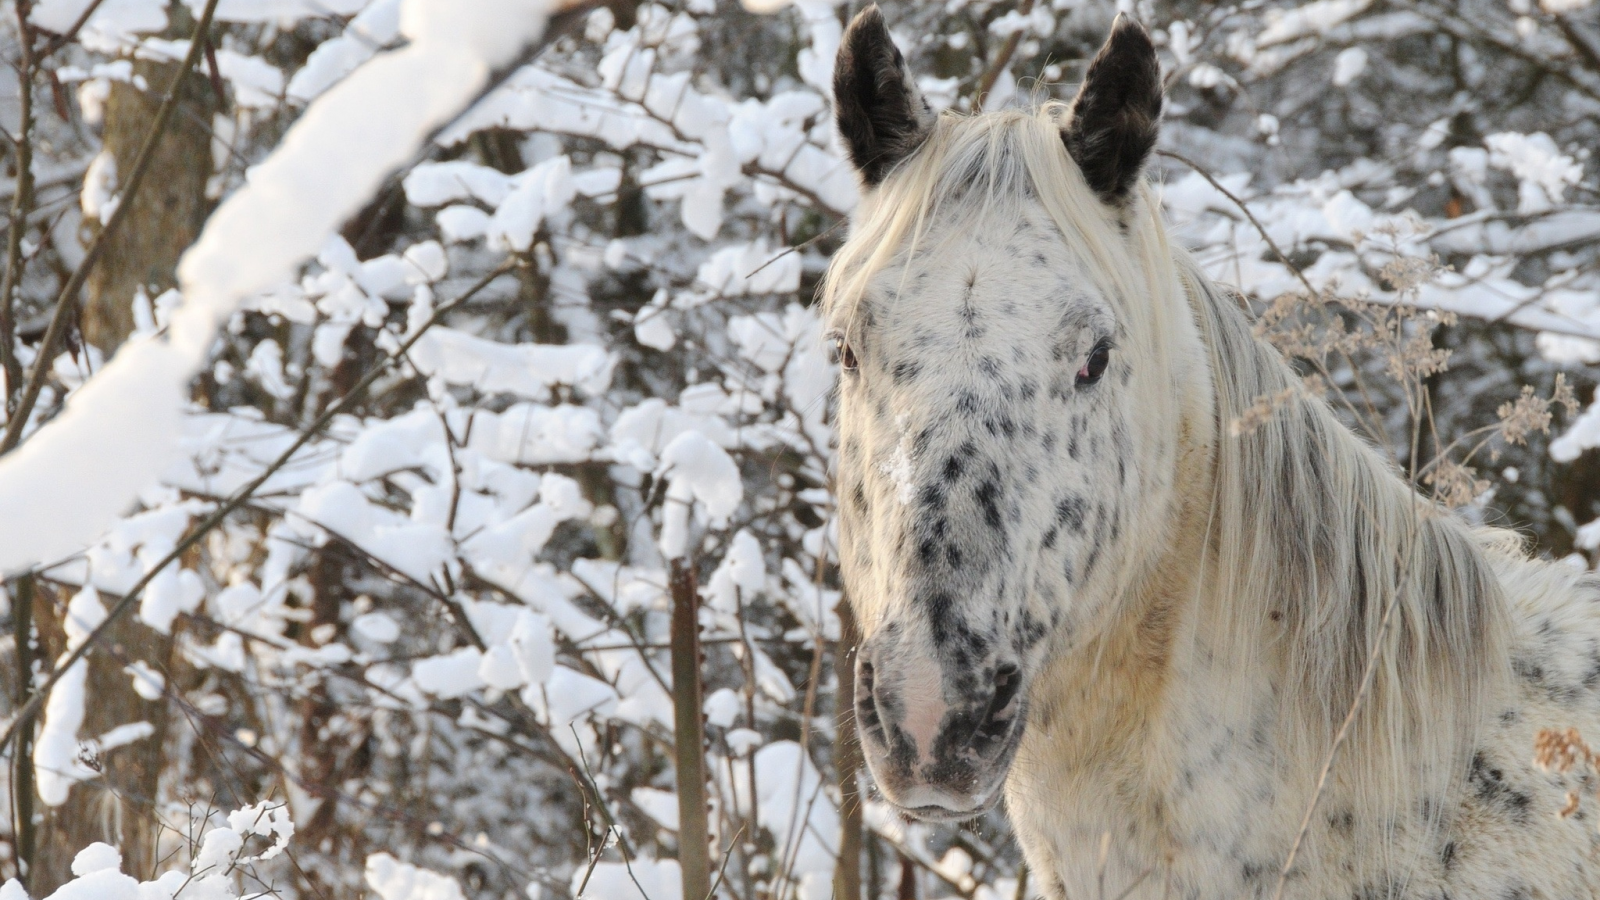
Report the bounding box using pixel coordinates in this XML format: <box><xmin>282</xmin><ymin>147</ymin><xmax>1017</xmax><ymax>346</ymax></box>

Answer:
<box><xmin>845</xmin><ymin>4</ymin><xmax>889</xmax><ymax>39</ymax></box>
<box><xmin>1108</xmin><ymin>13</ymin><xmax>1154</xmax><ymax>42</ymax></box>
<box><xmin>1105</xmin><ymin>15</ymin><xmax>1159</xmax><ymax>70</ymax></box>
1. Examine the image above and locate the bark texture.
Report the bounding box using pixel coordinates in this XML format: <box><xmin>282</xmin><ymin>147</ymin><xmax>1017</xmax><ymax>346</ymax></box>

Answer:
<box><xmin>81</xmin><ymin>55</ymin><xmax>213</xmax><ymax>350</ymax></box>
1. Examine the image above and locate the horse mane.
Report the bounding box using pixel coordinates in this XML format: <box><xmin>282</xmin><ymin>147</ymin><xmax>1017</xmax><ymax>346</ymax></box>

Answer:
<box><xmin>1181</xmin><ymin>257</ymin><xmax>1514</xmax><ymax>825</ymax></box>
<box><xmin>822</xmin><ymin>104</ymin><xmax>1516</xmax><ymax>848</ymax></box>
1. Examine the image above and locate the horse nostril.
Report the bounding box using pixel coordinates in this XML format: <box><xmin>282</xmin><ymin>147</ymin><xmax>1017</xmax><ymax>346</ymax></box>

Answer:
<box><xmin>976</xmin><ymin>664</ymin><xmax>1022</xmax><ymax>744</ymax></box>
<box><xmin>856</xmin><ymin>661</ymin><xmax>883</xmax><ymax>738</ymax></box>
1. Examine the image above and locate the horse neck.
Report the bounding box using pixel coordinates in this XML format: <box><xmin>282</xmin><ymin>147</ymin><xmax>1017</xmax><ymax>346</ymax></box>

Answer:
<box><xmin>1067</xmin><ymin>263</ymin><xmax>1510</xmax><ymax>821</ymax></box>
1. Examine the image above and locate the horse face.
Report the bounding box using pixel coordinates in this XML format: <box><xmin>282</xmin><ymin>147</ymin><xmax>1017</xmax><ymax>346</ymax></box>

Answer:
<box><xmin>833</xmin><ymin>206</ymin><xmax>1134</xmax><ymax>818</ymax></box>
<box><xmin>830</xmin><ymin>7</ymin><xmax>1163</xmax><ymax>821</ymax></box>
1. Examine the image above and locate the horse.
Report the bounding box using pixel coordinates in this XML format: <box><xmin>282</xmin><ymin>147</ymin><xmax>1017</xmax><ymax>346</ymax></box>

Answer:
<box><xmin>823</xmin><ymin>7</ymin><xmax>1600</xmax><ymax>898</ymax></box>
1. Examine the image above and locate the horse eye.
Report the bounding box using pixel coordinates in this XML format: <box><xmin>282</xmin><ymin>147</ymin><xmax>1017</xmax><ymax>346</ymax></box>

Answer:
<box><xmin>834</xmin><ymin>337</ymin><xmax>859</xmax><ymax>371</ymax></box>
<box><xmin>1076</xmin><ymin>341</ymin><xmax>1111</xmax><ymax>386</ymax></box>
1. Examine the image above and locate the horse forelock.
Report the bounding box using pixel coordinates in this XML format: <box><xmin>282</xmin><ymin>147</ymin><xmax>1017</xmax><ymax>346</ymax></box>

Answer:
<box><xmin>821</xmin><ymin>105</ymin><xmax>1169</xmax><ymax>361</ymax></box>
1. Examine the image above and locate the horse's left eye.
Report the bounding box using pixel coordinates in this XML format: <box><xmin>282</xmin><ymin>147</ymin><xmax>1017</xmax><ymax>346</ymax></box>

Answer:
<box><xmin>833</xmin><ymin>336</ymin><xmax>858</xmax><ymax>371</ymax></box>
<box><xmin>1076</xmin><ymin>340</ymin><xmax>1111</xmax><ymax>386</ymax></box>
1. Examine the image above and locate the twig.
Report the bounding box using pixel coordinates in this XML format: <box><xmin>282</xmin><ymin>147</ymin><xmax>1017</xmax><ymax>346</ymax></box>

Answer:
<box><xmin>705</xmin><ymin>824</ymin><xmax>745</xmax><ymax>900</ymax></box>
<box><xmin>1157</xmin><ymin>148</ymin><xmax>1388</xmax><ymax>443</ymax></box>
<box><xmin>0</xmin><ymin>0</ymin><xmax>37</xmax><ymax>415</ymax></box>
<box><xmin>0</xmin><ymin>262</ymin><xmax>513</xmax><ymax>760</ymax></box>
<box><xmin>1157</xmin><ymin>149</ymin><xmax>1316</xmax><ymax>300</ymax></box>
<box><xmin>1555</xmin><ymin>14</ymin><xmax>1600</xmax><ymax>76</ymax></box>
<box><xmin>1269</xmin><ymin>517</ymin><xmax>1423</xmax><ymax>900</ymax></box>
<box><xmin>10</xmin><ymin>574</ymin><xmax>35</xmax><ymax>887</ymax></box>
<box><xmin>0</xmin><ymin>0</ymin><xmax>224</xmax><ymax>454</ymax></box>
<box><xmin>203</xmin><ymin>36</ymin><xmax>229</xmax><ymax>114</ymax></box>
<box><xmin>570</xmin><ymin>724</ymin><xmax>651</xmax><ymax>900</ymax></box>
<box><xmin>3</xmin><ymin>6</ymin><xmax>39</xmax><ymax>881</ymax></box>
<box><xmin>975</xmin><ymin>0</ymin><xmax>1035</xmax><ymax>112</ymax></box>
<box><xmin>742</xmin><ymin>218</ymin><xmax>845</xmax><ymax>282</ymax></box>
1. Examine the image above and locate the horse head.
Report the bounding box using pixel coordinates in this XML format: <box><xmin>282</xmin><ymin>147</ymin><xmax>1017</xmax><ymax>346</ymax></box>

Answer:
<box><xmin>825</xmin><ymin>6</ymin><xmax>1189</xmax><ymax>820</ymax></box>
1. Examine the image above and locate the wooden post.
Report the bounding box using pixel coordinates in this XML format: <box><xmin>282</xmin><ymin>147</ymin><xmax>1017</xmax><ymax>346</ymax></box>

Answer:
<box><xmin>834</xmin><ymin>600</ymin><xmax>864</xmax><ymax>900</ymax></box>
<box><xmin>670</xmin><ymin>558</ymin><xmax>712</xmax><ymax>900</ymax></box>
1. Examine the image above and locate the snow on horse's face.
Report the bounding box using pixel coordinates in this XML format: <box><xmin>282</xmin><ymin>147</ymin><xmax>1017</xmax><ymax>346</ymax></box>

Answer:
<box><xmin>827</xmin><ymin>7</ymin><xmax>1164</xmax><ymax>819</ymax></box>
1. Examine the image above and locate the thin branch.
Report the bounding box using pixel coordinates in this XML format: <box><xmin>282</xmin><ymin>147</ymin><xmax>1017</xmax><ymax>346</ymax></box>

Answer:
<box><xmin>0</xmin><ymin>262</ymin><xmax>514</xmax><ymax>760</ymax></box>
<box><xmin>743</xmin><ymin>218</ymin><xmax>845</xmax><ymax>282</ymax></box>
<box><xmin>1270</xmin><ymin>515</ymin><xmax>1425</xmax><ymax>900</ymax></box>
<box><xmin>0</xmin><ymin>0</ymin><xmax>224</xmax><ymax>454</ymax></box>
<box><xmin>1156</xmin><ymin>148</ymin><xmax>1390</xmax><ymax>443</ymax></box>
<box><xmin>974</xmin><ymin>0</ymin><xmax>1035</xmax><ymax>112</ymax></box>
<box><xmin>1157</xmin><ymin>150</ymin><xmax>1316</xmax><ymax>300</ymax></box>
<box><xmin>1555</xmin><ymin>14</ymin><xmax>1600</xmax><ymax>76</ymax></box>
<box><xmin>0</xmin><ymin>0</ymin><xmax>37</xmax><ymax>415</ymax></box>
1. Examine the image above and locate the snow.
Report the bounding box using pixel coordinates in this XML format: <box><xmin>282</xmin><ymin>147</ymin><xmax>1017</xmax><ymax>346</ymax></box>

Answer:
<box><xmin>1487</xmin><ymin>132</ymin><xmax>1583</xmax><ymax>214</ymax></box>
<box><xmin>35</xmin><ymin>586</ymin><xmax>105</xmax><ymax>806</ymax></box>
<box><xmin>81</xmin><ymin>151</ymin><xmax>118</xmax><ymax>224</ymax></box>
<box><xmin>71</xmin><ymin>843</ymin><xmax>121</xmax><ymax>876</ymax></box>
<box><xmin>213</xmin><ymin>49</ymin><xmax>285</xmax><ymax>109</ymax></box>
<box><xmin>125</xmin><ymin>661</ymin><xmax>165</xmax><ymax>700</ymax></box>
<box><xmin>407</xmin><ymin>327</ymin><xmax>614</xmax><ymax>401</ymax></box>
<box><xmin>191</xmin><ymin>827</ymin><xmax>244</xmax><ymax>875</ymax></box>
<box><xmin>656</xmin><ymin>430</ymin><xmax>742</xmax><ymax>558</ymax></box>
<box><xmin>705</xmin><ymin>529</ymin><xmax>765</xmax><ymax>614</ymax></box>
<box><xmin>225</xmin><ymin>800</ymin><xmax>295</xmax><ymax>862</ymax></box>
<box><xmin>487</xmin><ymin>156</ymin><xmax>577</xmax><ymax>251</ymax></box>
<box><xmin>31</xmin><ymin>0</ymin><xmax>166</xmax><ymax>41</ymax></box>
<box><xmin>188</xmin><ymin>0</ymin><xmax>371</xmax><ymax>23</ymax></box>
<box><xmin>1552</xmin><ymin>397</ymin><xmax>1600</xmax><ymax>462</ymax></box>
<box><xmin>365</xmin><ymin>853</ymin><xmax>467</xmax><ymax>900</ymax></box>
<box><xmin>1332</xmin><ymin>46</ymin><xmax>1368</xmax><ymax>85</ymax></box>
<box><xmin>752</xmin><ymin>740</ymin><xmax>837</xmax><ymax>898</ymax></box>
<box><xmin>287</xmin><ymin>0</ymin><xmax>403</xmax><ymax>102</ymax></box>
<box><xmin>93</xmin><ymin>721</ymin><xmax>155</xmax><ymax>753</ymax></box>
<box><xmin>704</xmin><ymin>686</ymin><xmax>742</xmax><ymax>727</ymax></box>
<box><xmin>353</xmin><ymin>610</ymin><xmax>402</xmax><ymax>643</ymax></box>
<box><xmin>1257</xmin><ymin>0</ymin><xmax>1373</xmax><ymax>47</ymax></box>
<box><xmin>412</xmin><ymin>647</ymin><xmax>487</xmax><ymax>699</ymax></box>
<box><xmin>0</xmin><ymin>0</ymin><xmax>557</xmax><ymax>576</ymax></box>
<box><xmin>687</xmin><ymin>241</ymin><xmax>802</xmax><ymax>301</ymax></box>
<box><xmin>38</xmin><ymin>869</ymin><xmax>141</xmax><ymax>900</ymax></box>
<box><xmin>467</xmin><ymin>403</ymin><xmax>604</xmax><ymax>465</ymax></box>
<box><xmin>529</xmin><ymin>665</ymin><xmax>619</xmax><ymax>726</ymax></box>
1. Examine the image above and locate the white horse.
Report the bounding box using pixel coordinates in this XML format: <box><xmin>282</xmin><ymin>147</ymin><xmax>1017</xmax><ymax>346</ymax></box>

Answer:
<box><xmin>824</xmin><ymin>7</ymin><xmax>1600</xmax><ymax>899</ymax></box>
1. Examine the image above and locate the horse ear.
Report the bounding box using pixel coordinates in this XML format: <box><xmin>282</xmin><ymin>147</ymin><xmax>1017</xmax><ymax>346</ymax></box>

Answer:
<box><xmin>1063</xmin><ymin>15</ymin><xmax>1164</xmax><ymax>206</ymax></box>
<box><xmin>834</xmin><ymin>5</ymin><xmax>935</xmax><ymax>187</ymax></box>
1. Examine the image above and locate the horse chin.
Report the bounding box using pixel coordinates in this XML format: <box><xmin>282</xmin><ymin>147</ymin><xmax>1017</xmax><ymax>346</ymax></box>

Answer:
<box><xmin>884</xmin><ymin>772</ymin><xmax>1010</xmax><ymax>824</ymax></box>
<box><xmin>891</xmin><ymin>791</ymin><xmax>1002</xmax><ymax>824</ymax></box>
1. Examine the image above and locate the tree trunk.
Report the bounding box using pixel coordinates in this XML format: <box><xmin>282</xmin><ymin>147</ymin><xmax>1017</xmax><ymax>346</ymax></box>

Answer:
<box><xmin>30</xmin><ymin>19</ymin><xmax>213</xmax><ymax>891</ymax></box>
<box><xmin>80</xmin><ymin>52</ymin><xmax>213</xmax><ymax>350</ymax></box>
<box><xmin>29</xmin><ymin>588</ymin><xmax>174</xmax><ymax>893</ymax></box>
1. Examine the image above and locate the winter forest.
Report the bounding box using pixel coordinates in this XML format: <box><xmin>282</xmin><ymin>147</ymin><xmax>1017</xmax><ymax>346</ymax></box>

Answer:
<box><xmin>1</xmin><ymin>0</ymin><xmax>1600</xmax><ymax>897</ymax></box>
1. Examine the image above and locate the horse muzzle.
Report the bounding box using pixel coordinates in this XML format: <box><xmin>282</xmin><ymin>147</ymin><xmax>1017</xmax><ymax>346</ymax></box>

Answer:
<box><xmin>854</xmin><ymin>647</ymin><xmax>1026</xmax><ymax>821</ymax></box>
